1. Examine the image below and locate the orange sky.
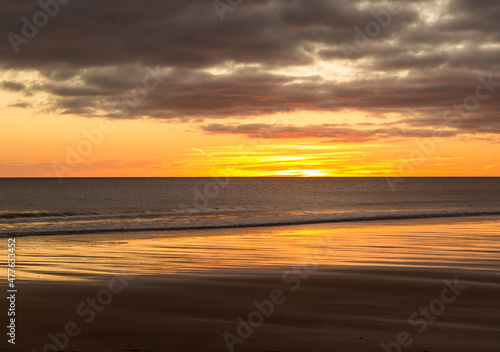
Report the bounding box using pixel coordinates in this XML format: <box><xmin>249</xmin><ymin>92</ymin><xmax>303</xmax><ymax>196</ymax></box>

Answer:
<box><xmin>2</xmin><ymin>1</ymin><xmax>500</xmax><ymax>177</ymax></box>
<box><xmin>1</xmin><ymin>102</ymin><xmax>499</xmax><ymax>177</ymax></box>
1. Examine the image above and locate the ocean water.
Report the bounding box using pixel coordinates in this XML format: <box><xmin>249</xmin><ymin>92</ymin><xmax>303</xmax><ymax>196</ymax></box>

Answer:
<box><xmin>0</xmin><ymin>177</ymin><xmax>499</xmax><ymax>237</ymax></box>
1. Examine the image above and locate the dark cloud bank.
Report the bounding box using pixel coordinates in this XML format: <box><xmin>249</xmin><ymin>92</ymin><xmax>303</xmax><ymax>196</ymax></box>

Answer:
<box><xmin>1</xmin><ymin>0</ymin><xmax>499</xmax><ymax>141</ymax></box>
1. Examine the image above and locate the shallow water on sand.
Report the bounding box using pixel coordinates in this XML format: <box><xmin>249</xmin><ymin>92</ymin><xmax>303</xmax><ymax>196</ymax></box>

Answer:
<box><xmin>8</xmin><ymin>216</ymin><xmax>500</xmax><ymax>281</ymax></box>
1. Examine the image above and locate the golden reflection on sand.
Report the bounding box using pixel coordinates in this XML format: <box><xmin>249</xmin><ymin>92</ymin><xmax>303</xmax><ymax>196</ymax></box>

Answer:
<box><xmin>5</xmin><ymin>217</ymin><xmax>500</xmax><ymax>281</ymax></box>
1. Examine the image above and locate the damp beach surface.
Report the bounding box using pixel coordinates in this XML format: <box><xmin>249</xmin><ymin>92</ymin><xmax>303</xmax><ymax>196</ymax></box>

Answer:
<box><xmin>9</xmin><ymin>216</ymin><xmax>500</xmax><ymax>352</ymax></box>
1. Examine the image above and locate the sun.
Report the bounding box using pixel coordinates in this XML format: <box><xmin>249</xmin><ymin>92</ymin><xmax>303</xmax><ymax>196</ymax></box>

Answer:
<box><xmin>273</xmin><ymin>170</ymin><xmax>330</xmax><ymax>177</ymax></box>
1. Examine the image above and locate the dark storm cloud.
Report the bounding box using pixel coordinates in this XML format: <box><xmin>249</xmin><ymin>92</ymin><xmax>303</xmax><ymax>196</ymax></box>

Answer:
<box><xmin>200</xmin><ymin>122</ymin><xmax>460</xmax><ymax>143</ymax></box>
<box><xmin>0</xmin><ymin>81</ymin><xmax>25</xmax><ymax>91</ymax></box>
<box><xmin>32</xmin><ymin>67</ymin><xmax>298</xmax><ymax>118</ymax></box>
<box><xmin>439</xmin><ymin>0</ymin><xmax>500</xmax><ymax>33</ymax></box>
<box><xmin>10</xmin><ymin>66</ymin><xmax>500</xmax><ymax>131</ymax></box>
<box><xmin>1</xmin><ymin>0</ymin><xmax>387</xmax><ymax>68</ymax></box>
<box><xmin>0</xmin><ymin>0</ymin><xmax>499</xmax><ymax>140</ymax></box>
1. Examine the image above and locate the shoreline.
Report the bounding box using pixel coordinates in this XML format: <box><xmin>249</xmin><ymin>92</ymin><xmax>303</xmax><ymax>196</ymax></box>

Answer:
<box><xmin>5</xmin><ymin>217</ymin><xmax>500</xmax><ymax>351</ymax></box>
<box><xmin>8</xmin><ymin>216</ymin><xmax>500</xmax><ymax>281</ymax></box>
<box><xmin>4</xmin><ymin>210</ymin><xmax>500</xmax><ymax>239</ymax></box>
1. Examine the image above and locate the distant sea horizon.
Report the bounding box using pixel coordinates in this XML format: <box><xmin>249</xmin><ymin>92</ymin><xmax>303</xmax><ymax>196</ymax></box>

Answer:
<box><xmin>1</xmin><ymin>177</ymin><xmax>499</xmax><ymax>238</ymax></box>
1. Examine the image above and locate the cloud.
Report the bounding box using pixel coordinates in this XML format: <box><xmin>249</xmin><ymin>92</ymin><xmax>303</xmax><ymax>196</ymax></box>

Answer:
<box><xmin>200</xmin><ymin>122</ymin><xmax>462</xmax><ymax>143</ymax></box>
<box><xmin>1</xmin><ymin>0</ymin><xmax>499</xmax><ymax>140</ymax></box>
<box><xmin>0</xmin><ymin>81</ymin><xmax>25</xmax><ymax>92</ymax></box>
<box><xmin>0</xmin><ymin>160</ymin><xmax>164</xmax><ymax>177</ymax></box>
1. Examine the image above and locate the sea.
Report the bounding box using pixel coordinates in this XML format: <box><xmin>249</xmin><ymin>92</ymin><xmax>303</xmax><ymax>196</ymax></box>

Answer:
<box><xmin>1</xmin><ymin>177</ymin><xmax>499</xmax><ymax>238</ymax></box>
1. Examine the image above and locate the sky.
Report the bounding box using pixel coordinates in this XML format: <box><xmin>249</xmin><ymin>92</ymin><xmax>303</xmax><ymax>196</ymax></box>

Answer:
<box><xmin>1</xmin><ymin>0</ymin><xmax>499</xmax><ymax>177</ymax></box>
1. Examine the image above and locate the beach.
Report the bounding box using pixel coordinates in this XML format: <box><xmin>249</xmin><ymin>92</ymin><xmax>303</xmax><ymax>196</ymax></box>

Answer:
<box><xmin>18</xmin><ymin>268</ymin><xmax>500</xmax><ymax>352</ymax></box>
<box><xmin>2</xmin><ymin>0</ymin><xmax>500</xmax><ymax>348</ymax></box>
<box><xmin>8</xmin><ymin>216</ymin><xmax>500</xmax><ymax>352</ymax></box>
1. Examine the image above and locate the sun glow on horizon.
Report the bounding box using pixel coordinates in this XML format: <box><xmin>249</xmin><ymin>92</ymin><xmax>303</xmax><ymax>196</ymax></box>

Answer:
<box><xmin>273</xmin><ymin>169</ymin><xmax>330</xmax><ymax>177</ymax></box>
<box><xmin>1</xmin><ymin>106</ymin><xmax>500</xmax><ymax>177</ymax></box>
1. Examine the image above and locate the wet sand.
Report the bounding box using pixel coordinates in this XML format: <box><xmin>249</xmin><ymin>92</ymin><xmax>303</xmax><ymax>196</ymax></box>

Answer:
<box><xmin>4</xmin><ymin>217</ymin><xmax>500</xmax><ymax>351</ymax></box>
<box><xmin>17</xmin><ymin>268</ymin><xmax>500</xmax><ymax>352</ymax></box>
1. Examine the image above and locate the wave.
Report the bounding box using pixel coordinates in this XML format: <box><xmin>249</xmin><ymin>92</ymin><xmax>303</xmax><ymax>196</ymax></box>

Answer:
<box><xmin>0</xmin><ymin>206</ymin><xmax>253</xmax><ymax>221</ymax></box>
<box><xmin>1</xmin><ymin>209</ymin><xmax>499</xmax><ymax>238</ymax></box>
<box><xmin>0</xmin><ymin>210</ymin><xmax>100</xmax><ymax>219</ymax></box>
